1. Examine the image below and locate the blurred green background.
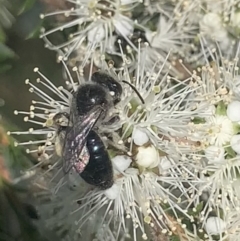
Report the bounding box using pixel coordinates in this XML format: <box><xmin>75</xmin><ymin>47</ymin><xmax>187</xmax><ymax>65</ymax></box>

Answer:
<box><xmin>0</xmin><ymin>1</ymin><xmax>63</xmax><ymax>240</ymax></box>
<box><xmin>0</xmin><ymin>0</ymin><xmax>63</xmax><ymax>129</ymax></box>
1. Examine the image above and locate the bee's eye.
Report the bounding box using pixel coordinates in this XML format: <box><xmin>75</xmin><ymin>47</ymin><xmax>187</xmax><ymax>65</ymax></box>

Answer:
<box><xmin>109</xmin><ymin>91</ymin><xmax>115</xmax><ymax>96</ymax></box>
<box><xmin>91</xmin><ymin>72</ymin><xmax>123</xmax><ymax>104</ymax></box>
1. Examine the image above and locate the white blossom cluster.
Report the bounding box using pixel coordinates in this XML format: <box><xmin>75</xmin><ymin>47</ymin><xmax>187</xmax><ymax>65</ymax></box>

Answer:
<box><xmin>39</xmin><ymin>0</ymin><xmax>240</xmax><ymax>73</ymax></box>
<box><xmin>9</xmin><ymin>0</ymin><xmax>240</xmax><ymax>241</ymax></box>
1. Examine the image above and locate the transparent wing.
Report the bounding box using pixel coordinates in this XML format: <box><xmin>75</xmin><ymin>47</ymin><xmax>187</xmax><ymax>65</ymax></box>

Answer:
<box><xmin>62</xmin><ymin>107</ymin><xmax>103</xmax><ymax>173</ymax></box>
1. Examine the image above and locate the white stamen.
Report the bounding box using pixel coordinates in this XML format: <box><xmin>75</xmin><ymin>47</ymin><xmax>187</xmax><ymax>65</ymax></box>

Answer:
<box><xmin>104</xmin><ymin>183</ymin><xmax>120</xmax><ymax>200</ymax></box>
<box><xmin>204</xmin><ymin>146</ymin><xmax>225</xmax><ymax>164</ymax></box>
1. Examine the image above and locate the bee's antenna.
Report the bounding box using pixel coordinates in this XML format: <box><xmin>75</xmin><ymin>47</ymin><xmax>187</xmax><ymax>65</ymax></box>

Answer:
<box><xmin>122</xmin><ymin>80</ymin><xmax>145</xmax><ymax>104</ymax></box>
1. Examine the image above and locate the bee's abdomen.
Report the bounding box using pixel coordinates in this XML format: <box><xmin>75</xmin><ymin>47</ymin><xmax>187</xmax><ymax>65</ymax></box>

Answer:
<box><xmin>80</xmin><ymin>130</ymin><xmax>113</xmax><ymax>190</ymax></box>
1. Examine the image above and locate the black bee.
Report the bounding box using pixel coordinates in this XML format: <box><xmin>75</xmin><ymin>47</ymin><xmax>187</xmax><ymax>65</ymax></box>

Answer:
<box><xmin>53</xmin><ymin>72</ymin><xmax>144</xmax><ymax>190</ymax></box>
<box><xmin>52</xmin><ymin>72</ymin><xmax>121</xmax><ymax>190</ymax></box>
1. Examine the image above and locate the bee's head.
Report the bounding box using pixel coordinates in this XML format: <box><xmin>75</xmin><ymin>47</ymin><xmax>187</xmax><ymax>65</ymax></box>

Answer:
<box><xmin>91</xmin><ymin>72</ymin><xmax>123</xmax><ymax>105</ymax></box>
<box><xmin>74</xmin><ymin>83</ymin><xmax>111</xmax><ymax>117</ymax></box>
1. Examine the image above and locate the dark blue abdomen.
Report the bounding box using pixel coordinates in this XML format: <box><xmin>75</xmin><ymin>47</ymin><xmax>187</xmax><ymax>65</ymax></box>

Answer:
<box><xmin>80</xmin><ymin>130</ymin><xmax>113</xmax><ymax>190</ymax></box>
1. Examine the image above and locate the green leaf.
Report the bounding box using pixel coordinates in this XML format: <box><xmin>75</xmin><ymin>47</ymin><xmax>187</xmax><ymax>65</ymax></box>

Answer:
<box><xmin>192</xmin><ymin>117</ymin><xmax>206</xmax><ymax>124</ymax></box>
<box><xmin>225</xmin><ymin>144</ymin><xmax>236</xmax><ymax>159</ymax></box>
<box><xmin>233</xmin><ymin>123</ymin><xmax>240</xmax><ymax>134</ymax></box>
<box><xmin>188</xmin><ymin>202</ymin><xmax>203</xmax><ymax>216</ymax></box>
<box><xmin>0</xmin><ymin>27</ymin><xmax>6</xmax><ymax>43</ymax></box>
<box><xmin>18</xmin><ymin>0</ymin><xmax>36</xmax><ymax>15</ymax></box>
<box><xmin>196</xmin><ymin>202</ymin><xmax>203</xmax><ymax>213</ymax></box>
<box><xmin>227</xmin><ymin>25</ymin><xmax>240</xmax><ymax>38</ymax></box>
<box><xmin>150</xmin><ymin>125</ymin><xmax>158</xmax><ymax>133</ymax></box>
<box><xmin>216</xmin><ymin>101</ymin><xmax>227</xmax><ymax>115</ymax></box>
<box><xmin>0</xmin><ymin>63</ymin><xmax>12</xmax><ymax>73</ymax></box>
<box><xmin>108</xmin><ymin>149</ymin><xmax>117</xmax><ymax>159</ymax></box>
<box><xmin>26</xmin><ymin>20</ymin><xmax>43</xmax><ymax>39</ymax></box>
<box><xmin>170</xmin><ymin>235</ymin><xmax>181</xmax><ymax>241</ymax></box>
<box><xmin>129</xmin><ymin>98</ymin><xmax>141</xmax><ymax>115</ymax></box>
<box><xmin>219</xmin><ymin>208</ymin><xmax>225</xmax><ymax>219</ymax></box>
<box><xmin>0</xmin><ymin>43</ymin><xmax>15</xmax><ymax>61</ymax></box>
<box><xmin>121</xmin><ymin>123</ymin><xmax>133</xmax><ymax>139</ymax></box>
<box><xmin>158</xmin><ymin>149</ymin><xmax>167</xmax><ymax>157</ymax></box>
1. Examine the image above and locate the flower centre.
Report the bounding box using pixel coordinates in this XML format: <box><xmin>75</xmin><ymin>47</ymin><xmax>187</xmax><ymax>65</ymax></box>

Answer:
<box><xmin>208</xmin><ymin>125</ymin><xmax>221</xmax><ymax>135</ymax></box>
<box><xmin>206</xmin><ymin>115</ymin><xmax>234</xmax><ymax>147</ymax></box>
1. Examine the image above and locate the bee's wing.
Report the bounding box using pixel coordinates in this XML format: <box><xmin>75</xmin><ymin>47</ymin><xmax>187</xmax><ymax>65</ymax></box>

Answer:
<box><xmin>62</xmin><ymin>107</ymin><xmax>103</xmax><ymax>173</ymax></box>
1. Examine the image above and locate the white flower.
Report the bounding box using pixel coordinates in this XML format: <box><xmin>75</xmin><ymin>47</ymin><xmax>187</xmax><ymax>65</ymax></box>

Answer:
<box><xmin>13</xmin><ymin>34</ymin><xmax>240</xmax><ymax>241</ymax></box>
<box><xmin>159</xmin><ymin>156</ymin><xmax>172</xmax><ymax>175</ymax></box>
<box><xmin>205</xmin><ymin>216</ymin><xmax>226</xmax><ymax>235</ymax></box>
<box><xmin>145</xmin><ymin>15</ymin><xmax>190</xmax><ymax>53</ymax></box>
<box><xmin>40</xmin><ymin>0</ymin><xmax>140</xmax><ymax>58</ymax></box>
<box><xmin>31</xmin><ymin>160</ymin><xmax>198</xmax><ymax>241</ymax></box>
<box><xmin>231</xmin><ymin>12</ymin><xmax>240</xmax><ymax>27</ymax></box>
<box><xmin>108</xmin><ymin>50</ymin><xmax>209</xmax><ymax>154</ymax></box>
<box><xmin>9</xmin><ymin>48</ymin><xmax>206</xmax><ymax>240</ymax></box>
<box><xmin>9</xmin><ymin>1</ymin><xmax>240</xmax><ymax>240</ymax></box>
<box><xmin>200</xmin><ymin>13</ymin><xmax>226</xmax><ymax>41</ymax></box>
<box><xmin>204</xmin><ymin>145</ymin><xmax>225</xmax><ymax>164</ymax></box>
<box><xmin>188</xmin><ymin>54</ymin><xmax>240</xmax><ymax>148</ymax></box>
<box><xmin>9</xmin><ymin>47</ymin><xmax>204</xmax><ymax>176</ymax></box>
<box><xmin>224</xmin><ymin>210</ymin><xmax>240</xmax><ymax>241</ymax></box>
<box><xmin>87</xmin><ymin>24</ymin><xmax>105</xmax><ymax>43</ymax></box>
<box><xmin>59</xmin><ymin>167</ymin><xmax>193</xmax><ymax>240</ymax></box>
<box><xmin>185</xmin><ymin>1</ymin><xmax>240</xmax><ymax>64</ymax></box>
<box><xmin>113</xmin><ymin>14</ymin><xmax>133</xmax><ymax>37</ymax></box>
<box><xmin>9</xmin><ymin>67</ymin><xmax>72</xmax><ymax>162</ymax></box>
<box><xmin>205</xmin><ymin>115</ymin><xmax>234</xmax><ymax>147</ymax></box>
<box><xmin>136</xmin><ymin>44</ymin><xmax>182</xmax><ymax>78</ymax></box>
<box><xmin>227</xmin><ymin>101</ymin><xmax>240</xmax><ymax>122</ymax></box>
<box><xmin>230</xmin><ymin>135</ymin><xmax>240</xmax><ymax>155</ymax></box>
<box><xmin>141</xmin><ymin>15</ymin><xmax>194</xmax><ymax>78</ymax></box>
<box><xmin>190</xmin><ymin>115</ymin><xmax>235</xmax><ymax>150</ymax></box>
<box><xmin>188</xmin><ymin>155</ymin><xmax>240</xmax><ymax>228</ymax></box>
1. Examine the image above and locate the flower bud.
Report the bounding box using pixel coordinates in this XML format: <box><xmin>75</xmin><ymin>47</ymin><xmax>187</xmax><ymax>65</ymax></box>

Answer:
<box><xmin>136</xmin><ymin>145</ymin><xmax>159</xmax><ymax>168</ymax></box>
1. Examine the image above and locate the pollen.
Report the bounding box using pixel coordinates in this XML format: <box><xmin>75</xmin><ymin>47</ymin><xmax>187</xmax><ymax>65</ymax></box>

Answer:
<box><xmin>45</xmin><ymin>119</ymin><xmax>54</xmax><ymax>127</ymax></box>
<box><xmin>142</xmin><ymin>233</ymin><xmax>147</xmax><ymax>240</ymax></box>
<box><xmin>144</xmin><ymin>215</ymin><xmax>151</xmax><ymax>224</ymax></box>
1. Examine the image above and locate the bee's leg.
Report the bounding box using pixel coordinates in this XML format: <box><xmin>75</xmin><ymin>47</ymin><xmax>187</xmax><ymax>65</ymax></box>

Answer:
<box><xmin>101</xmin><ymin>107</ymin><xmax>121</xmax><ymax>126</ymax></box>
<box><xmin>53</xmin><ymin>112</ymin><xmax>70</xmax><ymax>126</ymax></box>
<box><xmin>102</xmin><ymin>115</ymin><xmax>120</xmax><ymax>126</ymax></box>
<box><xmin>102</xmin><ymin>132</ymin><xmax>127</xmax><ymax>152</ymax></box>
